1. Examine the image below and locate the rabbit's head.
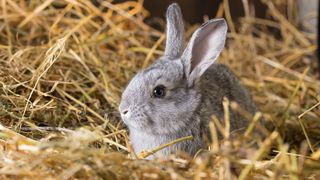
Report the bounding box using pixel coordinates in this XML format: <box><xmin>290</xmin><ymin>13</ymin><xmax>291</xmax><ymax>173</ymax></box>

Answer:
<box><xmin>119</xmin><ymin>3</ymin><xmax>228</xmax><ymax>135</ymax></box>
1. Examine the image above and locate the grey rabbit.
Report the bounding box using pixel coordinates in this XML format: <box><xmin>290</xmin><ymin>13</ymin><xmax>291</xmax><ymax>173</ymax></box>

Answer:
<box><xmin>119</xmin><ymin>3</ymin><xmax>258</xmax><ymax>159</ymax></box>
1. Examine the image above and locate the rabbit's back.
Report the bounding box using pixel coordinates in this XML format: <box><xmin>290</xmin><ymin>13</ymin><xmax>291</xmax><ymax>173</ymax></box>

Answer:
<box><xmin>199</xmin><ymin>64</ymin><xmax>257</xmax><ymax>133</ymax></box>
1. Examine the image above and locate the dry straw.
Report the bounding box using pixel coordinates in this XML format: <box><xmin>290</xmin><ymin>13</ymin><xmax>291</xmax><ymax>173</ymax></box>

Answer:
<box><xmin>0</xmin><ymin>0</ymin><xmax>319</xmax><ymax>179</ymax></box>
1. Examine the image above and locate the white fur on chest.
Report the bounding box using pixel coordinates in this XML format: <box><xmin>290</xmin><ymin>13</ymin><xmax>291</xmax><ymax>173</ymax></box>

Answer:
<box><xmin>129</xmin><ymin>126</ymin><xmax>205</xmax><ymax>159</ymax></box>
<box><xmin>130</xmin><ymin>131</ymin><xmax>169</xmax><ymax>155</ymax></box>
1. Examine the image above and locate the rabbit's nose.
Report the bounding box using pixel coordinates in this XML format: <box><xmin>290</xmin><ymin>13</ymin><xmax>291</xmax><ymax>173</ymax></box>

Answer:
<box><xmin>119</xmin><ymin>102</ymin><xmax>130</xmax><ymax>117</ymax></box>
<box><xmin>122</xmin><ymin>110</ymin><xmax>129</xmax><ymax>115</ymax></box>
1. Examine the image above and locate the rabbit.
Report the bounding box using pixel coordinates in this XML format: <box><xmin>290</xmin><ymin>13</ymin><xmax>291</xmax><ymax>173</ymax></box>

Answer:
<box><xmin>119</xmin><ymin>3</ymin><xmax>258</xmax><ymax>159</ymax></box>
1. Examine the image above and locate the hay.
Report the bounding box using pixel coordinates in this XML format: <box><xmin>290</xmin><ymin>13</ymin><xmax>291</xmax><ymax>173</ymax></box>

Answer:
<box><xmin>0</xmin><ymin>0</ymin><xmax>319</xmax><ymax>179</ymax></box>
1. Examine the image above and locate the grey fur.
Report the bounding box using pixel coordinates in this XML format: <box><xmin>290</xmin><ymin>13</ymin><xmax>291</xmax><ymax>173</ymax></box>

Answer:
<box><xmin>119</xmin><ymin>3</ymin><xmax>257</xmax><ymax>159</ymax></box>
<box><xmin>164</xmin><ymin>3</ymin><xmax>184</xmax><ymax>58</ymax></box>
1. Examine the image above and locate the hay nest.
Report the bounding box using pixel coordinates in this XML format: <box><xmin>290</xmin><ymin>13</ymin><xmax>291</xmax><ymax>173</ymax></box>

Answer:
<box><xmin>0</xmin><ymin>0</ymin><xmax>319</xmax><ymax>179</ymax></box>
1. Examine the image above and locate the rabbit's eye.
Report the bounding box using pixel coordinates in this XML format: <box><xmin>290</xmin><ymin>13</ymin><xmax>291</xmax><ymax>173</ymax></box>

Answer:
<box><xmin>153</xmin><ymin>85</ymin><xmax>166</xmax><ymax>98</ymax></box>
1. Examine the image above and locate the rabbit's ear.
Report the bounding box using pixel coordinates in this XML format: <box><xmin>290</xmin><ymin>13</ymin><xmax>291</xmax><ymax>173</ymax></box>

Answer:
<box><xmin>181</xmin><ymin>19</ymin><xmax>227</xmax><ymax>86</ymax></box>
<box><xmin>164</xmin><ymin>3</ymin><xmax>184</xmax><ymax>58</ymax></box>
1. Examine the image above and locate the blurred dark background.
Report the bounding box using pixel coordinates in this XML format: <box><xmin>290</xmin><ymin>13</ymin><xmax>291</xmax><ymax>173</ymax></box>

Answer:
<box><xmin>143</xmin><ymin>0</ymin><xmax>267</xmax><ymax>24</ymax></box>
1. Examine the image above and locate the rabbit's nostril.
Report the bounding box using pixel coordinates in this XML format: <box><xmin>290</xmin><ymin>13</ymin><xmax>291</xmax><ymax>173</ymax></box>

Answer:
<box><xmin>122</xmin><ymin>110</ymin><xmax>128</xmax><ymax>115</ymax></box>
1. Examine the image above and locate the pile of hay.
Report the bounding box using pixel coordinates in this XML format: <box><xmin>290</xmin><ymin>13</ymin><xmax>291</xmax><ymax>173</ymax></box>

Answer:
<box><xmin>0</xmin><ymin>0</ymin><xmax>319</xmax><ymax>179</ymax></box>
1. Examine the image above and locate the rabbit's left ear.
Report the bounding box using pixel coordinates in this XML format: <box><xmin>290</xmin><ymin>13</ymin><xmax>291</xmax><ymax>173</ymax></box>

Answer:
<box><xmin>164</xmin><ymin>3</ymin><xmax>184</xmax><ymax>58</ymax></box>
<box><xmin>181</xmin><ymin>19</ymin><xmax>228</xmax><ymax>86</ymax></box>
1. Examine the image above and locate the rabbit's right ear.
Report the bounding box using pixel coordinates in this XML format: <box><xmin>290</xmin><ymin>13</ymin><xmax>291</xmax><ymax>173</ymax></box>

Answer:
<box><xmin>181</xmin><ymin>19</ymin><xmax>228</xmax><ymax>87</ymax></box>
<box><xmin>164</xmin><ymin>3</ymin><xmax>184</xmax><ymax>58</ymax></box>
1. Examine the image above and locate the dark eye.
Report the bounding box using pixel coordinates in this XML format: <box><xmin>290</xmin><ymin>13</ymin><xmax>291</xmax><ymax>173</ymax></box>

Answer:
<box><xmin>153</xmin><ymin>85</ymin><xmax>166</xmax><ymax>98</ymax></box>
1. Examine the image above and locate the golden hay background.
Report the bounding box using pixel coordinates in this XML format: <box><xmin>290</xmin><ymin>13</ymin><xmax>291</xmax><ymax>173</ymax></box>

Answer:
<box><xmin>0</xmin><ymin>0</ymin><xmax>319</xmax><ymax>179</ymax></box>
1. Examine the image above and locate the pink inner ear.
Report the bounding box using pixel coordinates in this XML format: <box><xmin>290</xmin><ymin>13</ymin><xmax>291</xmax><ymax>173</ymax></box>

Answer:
<box><xmin>191</xmin><ymin>48</ymin><xmax>209</xmax><ymax>71</ymax></box>
<box><xmin>190</xmin><ymin>33</ymin><xmax>211</xmax><ymax>72</ymax></box>
<box><xmin>182</xmin><ymin>19</ymin><xmax>227</xmax><ymax>85</ymax></box>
